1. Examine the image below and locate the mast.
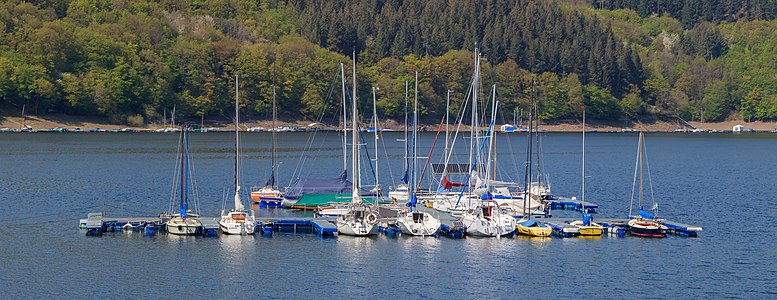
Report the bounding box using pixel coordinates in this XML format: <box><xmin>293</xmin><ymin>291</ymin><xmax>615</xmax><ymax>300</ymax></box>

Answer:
<box><xmin>535</xmin><ymin>92</ymin><xmax>542</xmax><ymax>191</ymax></box>
<box><xmin>524</xmin><ymin>79</ymin><xmax>536</xmax><ymax>219</ymax></box>
<box><xmin>485</xmin><ymin>85</ymin><xmax>497</xmax><ymax>192</ymax></box>
<box><xmin>491</xmin><ymin>86</ymin><xmax>498</xmax><ymax>185</ymax></box>
<box><xmin>403</xmin><ymin>80</ymin><xmax>409</xmax><ymax>189</ymax></box>
<box><xmin>582</xmin><ymin>106</ymin><xmax>586</xmax><ymax>215</ymax></box>
<box><xmin>180</xmin><ymin>125</ymin><xmax>188</xmax><ymax>218</ymax></box>
<box><xmin>20</xmin><ymin>104</ymin><xmax>25</xmax><ymax>129</ymax></box>
<box><xmin>445</xmin><ymin>90</ymin><xmax>452</xmax><ymax>166</ymax></box>
<box><xmin>341</xmin><ymin>63</ymin><xmax>348</xmax><ymax>172</ymax></box>
<box><xmin>270</xmin><ymin>64</ymin><xmax>277</xmax><ymax>187</ymax></box>
<box><xmin>638</xmin><ymin>132</ymin><xmax>643</xmax><ymax>209</ymax></box>
<box><xmin>469</xmin><ymin>47</ymin><xmax>479</xmax><ymax>196</ymax></box>
<box><xmin>234</xmin><ymin>74</ymin><xmax>243</xmax><ymax>211</ymax></box>
<box><xmin>372</xmin><ymin>86</ymin><xmax>379</xmax><ymax>192</ymax></box>
<box><xmin>172</xmin><ymin>105</ymin><xmax>176</xmax><ymax>127</ymax></box>
<box><xmin>413</xmin><ymin>72</ymin><xmax>419</xmax><ymax>197</ymax></box>
<box><xmin>351</xmin><ymin>52</ymin><xmax>360</xmax><ymax>204</ymax></box>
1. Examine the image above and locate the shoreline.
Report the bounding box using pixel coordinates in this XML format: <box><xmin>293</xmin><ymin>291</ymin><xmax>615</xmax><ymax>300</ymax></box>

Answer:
<box><xmin>1</xmin><ymin>113</ymin><xmax>776</xmax><ymax>133</ymax></box>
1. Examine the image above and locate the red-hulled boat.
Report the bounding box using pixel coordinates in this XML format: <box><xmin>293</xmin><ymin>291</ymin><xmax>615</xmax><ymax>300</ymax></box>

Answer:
<box><xmin>628</xmin><ymin>219</ymin><xmax>666</xmax><ymax>238</ymax></box>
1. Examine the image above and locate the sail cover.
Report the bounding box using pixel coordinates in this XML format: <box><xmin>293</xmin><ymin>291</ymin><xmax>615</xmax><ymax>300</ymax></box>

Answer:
<box><xmin>639</xmin><ymin>209</ymin><xmax>656</xmax><ymax>220</ymax></box>
<box><xmin>284</xmin><ymin>170</ymin><xmax>376</xmax><ymax>200</ymax></box>
<box><xmin>443</xmin><ymin>176</ymin><xmax>465</xmax><ymax>190</ymax></box>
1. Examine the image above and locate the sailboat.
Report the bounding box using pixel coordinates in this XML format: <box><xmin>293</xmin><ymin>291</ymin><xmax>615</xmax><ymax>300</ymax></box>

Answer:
<box><xmin>458</xmin><ymin>48</ymin><xmax>516</xmax><ymax>238</ymax></box>
<box><xmin>251</xmin><ymin>79</ymin><xmax>283</xmax><ymax>208</ymax></box>
<box><xmin>567</xmin><ymin>106</ymin><xmax>604</xmax><ymax>236</ymax></box>
<box><xmin>395</xmin><ymin>72</ymin><xmax>442</xmax><ymax>236</ymax></box>
<box><xmin>516</xmin><ymin>79</ymin><xmax>552</xmax><ymax>237</ymax></box>
<box><xmin>388</xmin><ymin>81</ymin><xmax>412</xmax><ymax>203</ymax></box>
<box><xmin>335</xmin><ymin>53</ymin><xmax>380</xmax><ymax>237</ymax></box>
<box><xmin>219</xmin><ymin>75</ymin><xmax>256</xmax><ymax>235</ymax></box>
<box><xmin>627</xmin><ymin>132</ymin><xmax>666</xmax><ymax>238</ymax></box>
<box><xmin>166</xmin><ymin>124</ymin><xmax>203</xmax><ymax>235</ymax></box>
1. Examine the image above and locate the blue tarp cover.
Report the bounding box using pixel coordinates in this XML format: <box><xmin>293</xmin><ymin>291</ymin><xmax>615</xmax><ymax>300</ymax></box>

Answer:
<box><xmin>639</xmin><ymin>209</ymin><xmax>656</xmax><ymax>219</ymax></box>
<box><xmin>519</xmin><ymin>220</ymin><xmax>541</xmax><ymax>227</ymax></box>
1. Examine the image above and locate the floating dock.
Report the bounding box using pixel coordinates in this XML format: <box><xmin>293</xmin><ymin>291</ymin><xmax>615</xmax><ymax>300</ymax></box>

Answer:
<box><xmin>538</xmin><ymin>217</ymin><xmax>702</xmax><ymax>237</ymax></box>
<box><xmin>80</xmin><ymin>211</ymin><xmax>701</xmax><ymax>238</ymax></box>
<box><xmin>80</xmin><ymin>213</ymin><xmax>338</xmax><ymax>237</ymax></box>
<box><xmin>546</xmin><ymin>197</ymin><xmax>598</xmax><ymax>213</ymax></box>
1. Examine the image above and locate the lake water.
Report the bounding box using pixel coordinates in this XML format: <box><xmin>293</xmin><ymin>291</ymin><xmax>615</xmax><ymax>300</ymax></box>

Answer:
<box><xmin>0</xmin><ymin>131</ymin><xmax>774</xmax><ymax>299</ymax></box>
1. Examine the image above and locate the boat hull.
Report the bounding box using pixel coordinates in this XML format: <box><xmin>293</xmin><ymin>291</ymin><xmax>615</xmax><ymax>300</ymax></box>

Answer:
<box><xmin>219</xmin><ymin>213</ymin><xmax>256</xmax><ymax>235</ymax></box>
<box><xmin>462</xmin><ymin>215</ymin><xmax>516</xmax><ymax>237</ymax></box>
<box><xmin>396</xmin><ymin>212</ymin><xmax>441</xmax><ymax>236</ymax></box>
<box><xmin>578</xmin><ymin>227</ymin><xmax>604</xmax><ymax>236</ymax></box>
<box><xmin>336</xmin><ymin>219</ymin><xmax>379</xmax><ymax>236</ymax></box>
<box><xmin>219</xmin><ymin>221</ymin><xmax>256</xmax><ymax>235</ymax></box>
<box><xmin>251</xmin><ymin>189</ymin><xmax>283</xmax><ymax>208</ymax></box>
<box><xmin>516</xmin><ymin>225</ymin><xmax>552</xmax><ymax>237</ymax></box>
<box><xmin>628</xmin><ymin>219</ymin><xmax>666</xmax><ymax>238</ymax></box>
<box><xmin>166</xmin><ymin>217</ymin><xmax>202</xmax><ymax>235</ymax></box>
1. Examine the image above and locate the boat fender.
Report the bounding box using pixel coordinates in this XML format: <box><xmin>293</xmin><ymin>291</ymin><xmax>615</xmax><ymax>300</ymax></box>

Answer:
<box><xmin>366</xmin><ymin>213</ymin><xmax>378</xmax><ymax>224</ymax></box>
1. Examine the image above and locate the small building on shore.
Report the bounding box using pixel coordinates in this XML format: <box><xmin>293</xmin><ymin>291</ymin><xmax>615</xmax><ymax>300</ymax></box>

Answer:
<box><xmin>733</xmin><ymin>124</ymin><xmax>745</xmax><ymax>133</ymax></box>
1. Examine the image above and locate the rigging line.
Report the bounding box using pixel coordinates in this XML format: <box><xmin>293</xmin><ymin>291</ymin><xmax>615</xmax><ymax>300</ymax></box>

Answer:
<box><xmin>629</xmin><ymin>133</ymin><xmax>640</xmax><ymax>217</ymax></box>
<box><xmin>357</xmin><ymin>124</ymin><xmax>378</xmax><ymax>185</ymax></box>
<box><xmin>499</xmin><ymin>107</ymin><xmax>521</xmax><ymax>184</ymax></box>
<box><xmin>416</xmin><ymin>115</ymin><xmax>446</xmax><ymax>191</ymax></box>
<box><xmin>643</xmin><ymin>135</ymin><xmax>657</xmax><ymax>214</ymax></box>
<box><xmin>377</xmin><ymin>123</ymin><xmax>395</xmax><ymax>187</ymax></box>
<box><xmin>168</xmin><ymin>129</ymin><xmax>184</xmax><ymax>215</ymax></box>
<box><xmin>287</xmin><ymin>68</ymin><xmax>340</xmax><ymax>185</ymax></box>
<box><xmin>435</xmin><ymin>77</ymin><xmax>473</xmax><ymax>192</ymax></box>
<box><xmin>454</xmin><ymin>120</ymin><xmax>495</xmax><ymax>209</ymax></box>
<box><xmin>305</xmin><ymin>76</ymin><xmax>337</xmax><ymax>162</ymax></box>
<box><xmin>187</xmin><ymin>129</ymin><xmax>202</xmax><ymax>215</ymax></box>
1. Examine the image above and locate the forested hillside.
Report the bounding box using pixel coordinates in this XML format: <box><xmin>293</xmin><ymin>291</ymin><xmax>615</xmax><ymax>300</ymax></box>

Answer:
<box><xmin>591</xmin><ymin>0</ymin><xmax>777</xmax><ymax>28</ymax></box>
<box><xmin>1</xmin><ymin>0</ymin><xmax>776</xmax><ymax>126</ymax></box>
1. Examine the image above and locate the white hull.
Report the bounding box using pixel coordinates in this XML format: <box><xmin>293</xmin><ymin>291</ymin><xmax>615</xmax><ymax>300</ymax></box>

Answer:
<box><xmin>388</xmin><ymin>190</ymin><xmax>410</xmax><ymax>203</ymax></box>
<box><xmin>336</xmin><ymin>219</ymin><xmax>379</xmax><ymax>236</ymax></box>
<box><xmin>335</xmin><ymin>204</ymin><xmax>380</xmax><ymax>236</ymax></box>
<box><xmin>219</xmin><ymin>220</ymin><xmax>256</xmax><ymax>235</ymax></box>
<box><xmin>281</xmin><ymin>198</ymin><xmax>298</xmax><ymax>208</ymax></box>
<box><xmin>315</xmin><ymin>207</ymin><xmax>349</xmax><ymax>219</ymax></box>
<box><xmin>166</xmin><ymin>217</ymin><xmax>202</xmax><ymax>235</ymax></box>
<box><xmin>219</xmin><ymin>211</ymin><xmax>256</xmax><ymax>235</ymax></box>
<box><xmin>460</xmin><ymin>207</ymin><xmax>516</xmax><ymax>237</ymax></box>
<box><xmin>396</xmin><ymin>212</ymin><xmax>441</xmax><ymax>236</ymax></box>
<box><xmin>428</xmin><ymin>193</ymin><xmax>480</xmax><ymax>213</ymax></box>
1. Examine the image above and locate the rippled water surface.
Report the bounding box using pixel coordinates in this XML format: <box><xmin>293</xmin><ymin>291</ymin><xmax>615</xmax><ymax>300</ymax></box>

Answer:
<box><xmin>0</xmin><ymin>132</ymin><xmax>775</xmax><ymax>299</ymax></box>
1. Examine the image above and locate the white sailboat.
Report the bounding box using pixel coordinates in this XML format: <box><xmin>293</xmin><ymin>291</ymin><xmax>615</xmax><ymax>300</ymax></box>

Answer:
<box><xmin>335</xmin><ymin>52</ymin><xmax>379</xmax><ymax>236</ymax></box>
<box><xmin>395</xmin><ymin>72</ymin><xmax>442</xmax><ymax>236</ymax></box>
<box><xmin>458</xmin><ymin>48</ymin><xmax>515</xmax><ymax>237</ymax></box>
<box><xmin>219</xmin><ymin>75</ymin><xmax>256</xmax><ymax>235</ymax></box>
<box><xmin>388</xmin><ymin>81</ymin><xmax>412</xmax><ymax>203</ymax></box>
<box><xmin>166</xmin><ymin>124</ymin><xmax>203</xmax><ymax>235</ymax></box>
<box><xmin>567</xmin><ymin>106</ymin><xmax>604</xmax><ymax>236</ymax></box>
